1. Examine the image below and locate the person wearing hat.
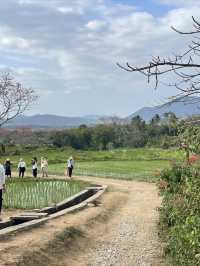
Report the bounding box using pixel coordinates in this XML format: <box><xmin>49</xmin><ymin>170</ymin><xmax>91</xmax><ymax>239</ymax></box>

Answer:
<box><xmin>0</xmin><ymin>161</ymin><xmax>6</xmax><ymax>221</ymax></box>
<box><xmin>67</xmin><ymin>156</ymin><xmax>74</xmax><ymax>178</ymax></box>
<box><xmin>18</xmin><ymin>158</ymin><xmax>26</xmax><ymax>178</ymax></box>
<box><xmin>4</xmin><ymin>158</ymin><xmax>11</xmax><ymax>178</ymax></box>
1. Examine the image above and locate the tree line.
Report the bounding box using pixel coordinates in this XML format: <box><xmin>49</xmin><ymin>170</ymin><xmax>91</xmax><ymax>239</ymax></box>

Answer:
<box><xmin>0</xmin><ymin>112</ymin><xmax>180</xmax><ymax>152</ymax></box>
<box><xmin>50</xmin><ymin>112</ymin><xmax>178</xmax><ymax>150</ymax></box>
<box><xmin>0</xmin><ymin>112</ymin><xmax>179</xmax><ymax>152</ymax></box>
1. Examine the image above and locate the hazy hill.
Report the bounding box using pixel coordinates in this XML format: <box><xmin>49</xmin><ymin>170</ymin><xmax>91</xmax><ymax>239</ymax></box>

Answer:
<box><xmin>6</xmin><ymin>114</ymin><xmax>103</xmax><ymax>128</ymax></box>
<box><xmin>128</xmin><ymin>97</ymin><xmax>200</xmax><ymax>121</ymax></box>
<box><xmin>4</xmin><ymin>97</ymin><xmax>200</xmax><ymax>128</ymax></box>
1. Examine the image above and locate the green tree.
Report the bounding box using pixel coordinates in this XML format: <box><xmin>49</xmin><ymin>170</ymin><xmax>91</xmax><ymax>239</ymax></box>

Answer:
<box><xmin>131</xmin><ymin>115</ymin><xmax>146</xmax><ymax>130</ymax></box>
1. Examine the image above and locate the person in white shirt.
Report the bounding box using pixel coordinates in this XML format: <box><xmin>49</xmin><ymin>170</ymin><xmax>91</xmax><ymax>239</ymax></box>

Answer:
<box><xmin>67</xmin><ymin>156</ymin><xmax>74</xmax><ymax>178</ymax></box>
<box><xmin>0</xmin><ymin>162</ymin><xmax>6</xmax><ymax>221</ymax></box>
<box><xmin>18</xmin><ymin>158</ymin><xmax>26</xmax><ymax>178</ymax></box>
<box><xmin>41</xmin><ymin>157</ymin><xmax>48</xmax><ymax>177</ymax></box>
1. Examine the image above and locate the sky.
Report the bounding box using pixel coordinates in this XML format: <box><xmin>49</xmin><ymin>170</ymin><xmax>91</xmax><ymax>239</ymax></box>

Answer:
<box><xmin>0</xmin><ymin>0</ymin><xmax>200</xmax><ymax>117</ymax></box>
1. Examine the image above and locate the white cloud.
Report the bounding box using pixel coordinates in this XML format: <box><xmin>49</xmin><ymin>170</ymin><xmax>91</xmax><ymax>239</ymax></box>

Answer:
<box><xmin>85</xmin><ymin>20</ymin><xmax>107</xmax><ymax>30</ymax></box>
<box><xmin>0</xmin><ymin>25</ymin><xmax>31</xmax><ymax>50</ymax></box>
<box><xmin>0</xmin><ymin>35</ymin><xmax>30</xmax><ymax>49</ymax></box>
<box><xmin>57</xmin><ymin>7</ymin><xmax>77</xmax><ymax>14</ymax></box>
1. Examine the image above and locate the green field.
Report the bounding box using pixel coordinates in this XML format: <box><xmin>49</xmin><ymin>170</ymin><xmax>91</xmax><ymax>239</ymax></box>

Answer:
<box><xmin>1</xmin><ymin>147</ymin><xmax>184</xmax><ymax>181</ymax></box>
<box><xmin>1</xmin><ymin>146</ymin><xmax>184</xmax><ymax>163</ymax></box>
<box><xmin>4</xmin><ymin>178</ymin><xmax>87</xmax><ymax>209</ymax></box>
<box><xmin>48</xmin><ymin>160</ymin><xmax>170</xmax><ymax>181</ymax></box>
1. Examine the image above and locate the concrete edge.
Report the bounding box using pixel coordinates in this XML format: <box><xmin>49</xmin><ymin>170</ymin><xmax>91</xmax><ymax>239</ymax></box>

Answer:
<box><xmin>39</xmin><ymin>189</ymin><xmax>90</xmax><ymax>214</ymax></box>
<box><xmin>0</xmin><ymin>185</ymin><xmax>107</xmax><ymax>239</ymax></box>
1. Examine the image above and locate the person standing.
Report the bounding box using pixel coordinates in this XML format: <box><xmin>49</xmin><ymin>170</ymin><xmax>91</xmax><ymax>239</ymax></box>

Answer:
<box><xmin>67</xmin><ymin>156</ymin><xmax>74</xmax><ymax>178</ymax></box>
<box><xmin>18</xmin><ymin>158</ymin><xmax>26</xmax><ymax>178</ymax></box>
<box><xmin>4</xmin><ymin>159</ymin><xmax>11</xmax><ymax>178</ymax></box>
<box><xmin>0</xmin><ymin>162</ymin><xmax>6</xmax><ymax>221</ymax></box>
<box><xmin>32</xmin><ymin>157</ymin><xmax>38</xmax><ymax>178</ymax></box>
<box><xmin>41</xmin><ymin>157</ymin><xmax>48</xmax><ymax>177</ymax></box>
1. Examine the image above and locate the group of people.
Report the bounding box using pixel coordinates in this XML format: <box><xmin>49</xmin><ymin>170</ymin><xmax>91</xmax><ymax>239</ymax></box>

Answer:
<box><xmin>0</xmin><ymin>156</ymin><xmax>75</xmax><ymax>221</ymax></box>
<box><xmin>4</xmin><ymin>157</ymin><xmax>49</xmax><ymax>179</ymax></box>
<box><xmin>3</xmin><ymin>156</ymin><xmax>74</xmax><ymax>179</ymax></box>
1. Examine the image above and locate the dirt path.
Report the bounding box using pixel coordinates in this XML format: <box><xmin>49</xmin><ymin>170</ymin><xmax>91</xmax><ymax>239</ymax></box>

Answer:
<box><xmin>0</xmin><ymin>176</ymin><xmax>167</xmax><ymax>266</ymax></box>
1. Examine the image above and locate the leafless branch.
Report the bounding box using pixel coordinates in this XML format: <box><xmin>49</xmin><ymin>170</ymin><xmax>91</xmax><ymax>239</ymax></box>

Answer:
<box><xmin>117</xmin><ymin>17</ymin><xmax>200</xmax><ymax>99</ymax></box>
<box><xmin>0</xmin><ymin>73</ymin><xmax>38</xmax><ymax>126</ymax></box>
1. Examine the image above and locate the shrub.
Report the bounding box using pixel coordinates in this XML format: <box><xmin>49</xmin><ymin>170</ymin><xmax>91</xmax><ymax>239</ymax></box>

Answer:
<box><xmin>158</xmin><ymin>163</ymin><xmax>200</xmax><ymax>265</ymax></box>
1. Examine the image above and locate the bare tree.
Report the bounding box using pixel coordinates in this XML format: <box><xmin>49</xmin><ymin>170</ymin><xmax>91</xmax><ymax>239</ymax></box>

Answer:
<box><xmin>117</xmin><ymin>16</ymin><xmax>200</xmax><ymax>101</ymax></box>
<box><xmin>0</xmin><ymin>73</ymin><xmax>37</xmax><ymax>126</ymax></box>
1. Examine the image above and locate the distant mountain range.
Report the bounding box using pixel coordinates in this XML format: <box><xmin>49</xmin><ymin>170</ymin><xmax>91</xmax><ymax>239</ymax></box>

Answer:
<box><xmin>127</xmin><ymin>97</ymin><xmax>200</xmax><ymax>121</ymax></box>
<box><xmin>4</xmin><ymin>97</ymin><xmax>200</xmax><ymax>128</ymax></box>
<box><xmin>5</xmin><ymin>114</ymin><xmax>104</xmax><ymax>128</ymax></box>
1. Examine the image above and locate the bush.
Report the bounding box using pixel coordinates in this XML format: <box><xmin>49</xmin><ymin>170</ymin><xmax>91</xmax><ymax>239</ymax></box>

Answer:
<box><xmin>158</xmin><ymin>164</ymin><xmax>200</xmax><ymax>265</ymax></box>
<box><xmin>158</xmin><ymin>163</ymin><xmax>191</xmax><ymax>194</ymax></box>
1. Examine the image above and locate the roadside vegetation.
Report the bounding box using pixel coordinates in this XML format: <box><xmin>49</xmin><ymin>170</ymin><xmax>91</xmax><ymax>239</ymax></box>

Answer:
<box><xmin>158</xmin><ymin>123</ymin><xmax>200</xmax><ymax>266</ymax></box>
<box><xmin>158</xmin><ymin>164</ymin><xmax>200</xmax><ymax>265</ymax></box>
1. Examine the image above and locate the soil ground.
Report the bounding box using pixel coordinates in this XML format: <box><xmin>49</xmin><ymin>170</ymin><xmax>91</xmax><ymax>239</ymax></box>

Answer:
<box><xmin>0</xmin><ymin>176</ymin><xmax>168</xmax><ymax>266</ymax></box>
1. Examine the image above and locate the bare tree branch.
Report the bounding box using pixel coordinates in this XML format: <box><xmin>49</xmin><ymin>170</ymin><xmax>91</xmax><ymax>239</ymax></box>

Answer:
<box><xmin>117</xmin><ymin>17</ymin><xmax>200</xmax><ymax>100</ymax></box>
<box><xmin>0</xmin><ymin>73</ymin><xmax>37</xmax><ymax>127</ymax></box>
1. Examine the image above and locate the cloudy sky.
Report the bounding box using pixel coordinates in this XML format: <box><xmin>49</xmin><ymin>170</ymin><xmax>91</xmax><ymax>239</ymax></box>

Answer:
<box><xmin>0</xmin><ymin>0</ymin><xmax>200</xmax><ymax>117</ymax></box>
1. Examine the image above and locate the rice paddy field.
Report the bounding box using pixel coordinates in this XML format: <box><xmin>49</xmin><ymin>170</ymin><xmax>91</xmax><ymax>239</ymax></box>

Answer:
<box><xmin>2</xmin><ymin>147</ymin><xmax>185</xmax><ymax>181</ymax></box>
<box><xmin>48</xmin><ymin>160</ymin><xmax>170</xmax><ymax>181</ymax></box>
<box><xmin>4</xmin><ymin>178</ymin><xmax>88</xmax><ymax>209</ymax></box>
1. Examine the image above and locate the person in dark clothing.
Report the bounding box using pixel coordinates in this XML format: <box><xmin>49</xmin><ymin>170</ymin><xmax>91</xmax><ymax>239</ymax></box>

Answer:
<box><xmin>4</xmin><ymin>159</ymin><xmax>11</xmax><ymax>178</ymax></box>
<box><xmin>32</xmin><ymin>157</ymin><xmax>38</xmax><ymax>178</ymax></box>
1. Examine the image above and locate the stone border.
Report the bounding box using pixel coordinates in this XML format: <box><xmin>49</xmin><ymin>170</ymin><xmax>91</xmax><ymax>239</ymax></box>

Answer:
<box><xmin>0</xmin><ymin>185</ymin><xmax>107</xmax><ymax>239</ymax></box>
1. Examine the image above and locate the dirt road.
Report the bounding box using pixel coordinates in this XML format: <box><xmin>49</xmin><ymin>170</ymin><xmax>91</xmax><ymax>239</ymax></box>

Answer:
<box><xmin>0</xmin><ymin>176</ymin><xmax>167</xmax><ymax>266</ymax></box>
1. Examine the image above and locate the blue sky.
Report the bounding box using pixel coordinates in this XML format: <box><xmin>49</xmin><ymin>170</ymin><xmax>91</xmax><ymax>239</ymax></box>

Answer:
<box><xmin>0</xmin><ymin>0</ymin><xmax>199</xmax><ymax>117</ymax></box>
<box><xmin>114</xmin><ymin>0</ymin><xmax>172</xmax><ymax>15</ymax></box>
